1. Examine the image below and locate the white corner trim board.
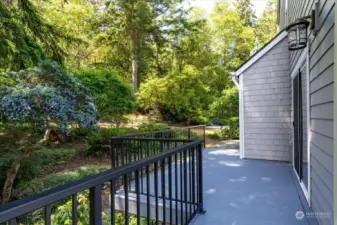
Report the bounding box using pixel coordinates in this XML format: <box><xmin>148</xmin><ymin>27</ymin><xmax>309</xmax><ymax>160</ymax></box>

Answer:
<box><xmin>234</xmin><ymin>31</ymin><xmax>288</xmax><ymax>76</ymax></box>
<box><xmin>232</xmin><ymin>74</ymin><xmax>245</xmax><ymax>159</ymax></box>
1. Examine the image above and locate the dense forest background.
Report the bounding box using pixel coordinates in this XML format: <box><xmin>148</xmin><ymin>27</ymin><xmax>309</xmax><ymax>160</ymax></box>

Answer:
<box><xmin>0</xmin><ymin>0</ymin><xmax>277</xmax><ymax>208</ymax></box>
<box><xmin>1</xmin><ymin>0</ymin><xmax>277</xmax><ymax>124</ymax></box>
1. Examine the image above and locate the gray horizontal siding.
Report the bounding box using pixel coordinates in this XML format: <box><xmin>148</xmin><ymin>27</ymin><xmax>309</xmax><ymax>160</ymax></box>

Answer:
<box><xmin>242</xmin><ymin>37</ymin><xmax>291</xmax><ymax>161</ymax></box>
<box><xmin>308</xmin><ymin>1</ymin><xmax>334</xmax><ymax>224</ymax></box>
<box><xmin>286</xmin><ymin>0</ymin><xmax>334</xmax><ymax>223</ymax></box>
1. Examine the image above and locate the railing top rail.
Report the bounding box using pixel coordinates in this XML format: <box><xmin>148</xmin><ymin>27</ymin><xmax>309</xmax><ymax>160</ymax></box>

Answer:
<box><xmin>0</xmin><ymin>140</ymin><xmax>203</xmax><ymax>223</ymax></box>
<box><xmin>171</xmin><ymin>125</ymin><xmax>206</xmax><ymax>129</ymax></box>
<box><xmin>112</xmin><ymin>137</ymin><xmax>194</xmax><ymax>142</ymax></box>
<box><xmin>109</xmin><ymin>129</ymin><xmax>173</xmax><ymax>139</ymax></box>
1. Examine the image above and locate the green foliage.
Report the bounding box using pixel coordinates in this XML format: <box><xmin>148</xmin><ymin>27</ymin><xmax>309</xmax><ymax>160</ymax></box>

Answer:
<box><xmin>137</xmin><ymin>123</ymin><xmax>169</xmax><ymax>132</ymax></box>
<box><xmin>73</xmin><ymin>127</ymin><xmax>131</xmax><ymax>157</ymax></box>
<box><xmin>73</xmin><ymin>69</ymin><xmax>135</xmax><ymax>126</ymax></box>
<box><xmin>255</xmin><ymin>0</ymin><xmax>278</xmax><ymax>46</ymax></box>
<box><xmin>0</xmin><ymin>62</ymin><xmax>98</xmax><ymax>135</ymax></box>
<box><xmin>207</xmin><ymin>132</ymin><xmax>221</xmax><ymax>141</ymax></box>
<box><xmin>51</xmin><ymin>190</ymin><xmax>155</xmax><ymax>225</ymax></box>
<box><xmin>137</xmin><ymin>71</ymin><xmax>212</xmax><ymax>124</ymax></box>
<box><xmin>16</xmin><ymin>165</ymin><xmax>110</xmax><ymax>199</ymax></box>
<box><xmin>209</xmin><ymin>87</ymin><xmax>239</xmax><ymax>124</ymax></box>
<box><xmin>0</xmin><ymin>148</ymin><xmax>76</xmax><ymax>193</ymax></box>
<box><xmin>52</xmin><ymin>191</ymin><xmax>91</xmax><ymax>225</ymax></box>
<box><xmin>218</xmin><ymin>117</ymin><xmax>240</xmax><ymax>140</ymax></box>
<box><xmin>0</xmin><ymin>0</ymin><xmax>71</xmax><ymax>71</ymax></box>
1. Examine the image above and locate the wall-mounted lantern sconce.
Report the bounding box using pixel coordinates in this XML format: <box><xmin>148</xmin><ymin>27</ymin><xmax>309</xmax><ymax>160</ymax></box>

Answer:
<box><xmin>286</xmin><ymin>17</ymin><xmax>310</xmax><ymax>51</ymax></box>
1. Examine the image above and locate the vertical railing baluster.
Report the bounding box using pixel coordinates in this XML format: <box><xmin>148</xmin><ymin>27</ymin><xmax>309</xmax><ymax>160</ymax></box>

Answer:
<box><xmin>111</xmin><ymin>179</ymin><xmax>116</xmax><ymax>225</ymax></box>
<box><xmin>44</xmin><ymin>204</ymin><xmax>51</xmax><ymax>225</ymax></box>
<box><xmin>124</xmin><ymin>174</ymin><xmax>129</xmax><ymax>225</ymax></box>
<box><xmin>175</xmin><ymin>153</ymin><xmax>178</xmax><ymax>225</ymax></box>
<box><xmin>189</xmin><ymin>148</ymin><xmax>192</xmax><ymax>218</ymax></box>
<box><xmin>169</xmin><ymin>156</ymin><xmax>173</xmax><ymax>225</ymax></box>
<box><xmin>89</xmin><ymin>185</ymin><xmax>102</xmax><ymax>225</ymax></box>
<box><xmin>184</xmin><ymin>150</ymin><xmax>188</xmax><ymax>223</ymax></box>
<box><xmin>161</xmin><ymin>159</ymin><xmax>166</xmax><ymax>224</ymax></box>
<box><xmin>154</xmin><ymin>162</ymin><xmax>159</xmax><ymax>225</ymax></box>
<box><xmin>192</xmin><ymin>146</ymin><xmax>196</xmax><ymax>212</ymax></box>
<box><xmin>136</xmin><ymin>169</ymin><xmax>140</xmax><ymax>225</ymax></box>
<box><xmin>146</xmin><ymin>165</ymin><xmax>151</xmax><ymax>225</ymax></box>
<box><xmin>198</xmin><ymin>143</ymin><xmax>204</xmax><ymax>212</ymax></box>
<box><xmin>72</xmin><ymin>194</ymin><xmax>78</xmax><ymax>225</ymax></box>
<box><xmin>180</xmin><ymin>151</ymin><xmax>183</xmax><ymax>224</ymax></box>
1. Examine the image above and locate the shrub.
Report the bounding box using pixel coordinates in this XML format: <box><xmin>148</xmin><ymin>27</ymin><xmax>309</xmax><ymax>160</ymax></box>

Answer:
<box><xmin>83</xmin><ymin>127</ymin><xmax>131</xmax><ymax>157</ymax></box>
<box><xmin>137</xmin><ymin>123</ymin><xmax>169</xmax><ymax>132</ymax></box>
<box><xmin>73</xmin><ymin>69</ymin><xmax>135</xmax><ymax>127</ymax></box>
<box><xmin>0</xmin><ymin>62</ymin><xmax>98</xmax><ymax>136</ymax></box>
<box><xmin>15</xmin><ymin>165</ymin><xmax>110</xmax><ymax>199</ymax></box>
<box><xmin>0</xmin><ymin>148</ymin><xmax>76</xmax><ymax>190</ymax></box>
<box><xmin>210</xmin><ymin>117</ymin><xmax>222</xmax><ymax>125</ymax></box>
<box><xmin>137</xmin><ymin>71</ymin><xmax>212</xmax><ymax>124</ymax></box>
<box><xmin>209</xmin><ymin>87</ymin><xmax>239</xmax><ymax>122</ymax></box>
<box><xmin>218</xmin><ymin>117</ymin><xmax>239</xmax><ymax>140</ymax></box>
<box><xmin>207</xmin><ymin>132</ymin><xmax>221</xmax><ymax>140</ymax></box>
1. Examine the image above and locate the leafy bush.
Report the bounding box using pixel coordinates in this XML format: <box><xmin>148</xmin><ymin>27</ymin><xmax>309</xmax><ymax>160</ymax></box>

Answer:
<box><xmin>209</xmin><ymin>87</ymin><xmax>239</xmax><ymax>123</ymax></box>
<box><xmin>207</xmin><ymin>132</ymin><xmax>221</xmax><ymax>140</ymax></box>
<box><xmin>15</xmin><ymin>165</ymin><xmax>110</xmax><ymax>199</ymax></box>
<box><xmin>51</xmin><ymin>190</ymin><xmax>154</xmax><ymax>225</ymax></box>
<box><xmin>0</xmin><ymin>62</ymin><xmax>98</xmax><ymax>136</ymax></box>
<box><xmin>218</xmin><ymin>117</ymin><xmax>239</xmax><ymax>140</ymax></box>
<box><xmin>79</xmin><ymin>127</ymin><xmax>131</xmax><ymax>157</ymax></box>
<box><xmin>73</xmin><ymin>69</ymin><xmax>135</xmax><ymax>127</ymax></box>
<box><xmin>210</xmin><ymin>117</ymin><xmax>222</xmax><ymax>125</ymax></box>
<box><xmin>0</xmin><ymin>148</ymin><xmax>76</xmax><ymax>190</ymax></box>
<box><xmin>137</xmin><ymin>70</ymin><xmax>212</xmax><ymax>124</ymax></box>
<box><xmin>137</xmin><ymin>123</ymin><xmax>169</xmax><ymax>132</ymax></box>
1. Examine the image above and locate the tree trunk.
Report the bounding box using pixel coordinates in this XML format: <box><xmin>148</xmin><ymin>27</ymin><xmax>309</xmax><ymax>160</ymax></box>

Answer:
<box><xmin>1</xmin><ymin>151</ymin><xmax>30</xmax><ymax>204</ymax></box>
<box><xmin>131</xmin><ymin>35</ymin><xmax>139</xmax><ymax>95</ymax></box>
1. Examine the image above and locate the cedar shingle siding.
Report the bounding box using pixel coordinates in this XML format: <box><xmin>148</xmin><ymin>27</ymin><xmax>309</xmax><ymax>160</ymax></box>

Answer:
<box><xmin>243</xmin><ymin>38</ymin><xmax>292</xmax><ymax>161</ymax></box>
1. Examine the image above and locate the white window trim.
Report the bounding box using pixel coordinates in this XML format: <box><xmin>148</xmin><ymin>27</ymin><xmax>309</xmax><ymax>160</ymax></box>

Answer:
<box><xmin>290</xmin><ymin>47</ymin><xmax>311</xmax><ymax>205</ymax></box>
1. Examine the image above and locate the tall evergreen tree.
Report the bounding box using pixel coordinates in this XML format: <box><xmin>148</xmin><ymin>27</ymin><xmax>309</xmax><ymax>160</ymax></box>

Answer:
<box><xmin>255</xmin><ymin>0</ymin><xmax>278</xmax><ymax>46</ymax></box>
<box><xmin>234</xmin><ymin>0</ymin><xmax>257</xmax><ymax>26</ymax></box>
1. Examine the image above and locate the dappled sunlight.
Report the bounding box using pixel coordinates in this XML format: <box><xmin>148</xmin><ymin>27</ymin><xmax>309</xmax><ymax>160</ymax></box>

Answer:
<box><xmin>206</xmin><ymin>188</ymin><xmax>216</xmax><ymax>194</ymax></box>
<box><xmin>229</xmin><ymin>176</ymin><xmax>247</xmax><ymax>182</ymax></box>
<box><xmin>208</xmin><ymin>149</ymin><xmax>240</xmax><ymax>156</ymax></box>
<box><xmin>218</xmin><ymin>160</ymin><xmax>242</xmax><ymax>167</ymax></box>
<box><xmin>261</xmin><ymin>177</ymin><xmax>272</xmax><ymax>182</ymax></box>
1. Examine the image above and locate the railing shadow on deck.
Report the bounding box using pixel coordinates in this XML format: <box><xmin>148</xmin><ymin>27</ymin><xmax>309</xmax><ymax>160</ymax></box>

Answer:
<box><xmin>0</xmin><ymin>126</ymin><xmax>206</xmax><ymax>225</ymax></box>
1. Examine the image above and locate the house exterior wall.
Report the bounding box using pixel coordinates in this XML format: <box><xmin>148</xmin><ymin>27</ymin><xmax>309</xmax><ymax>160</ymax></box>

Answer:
<box><xmin>279</xmin><ymin>0</ymin><xmax>335</xmax><ymax>224</ymax></box>
<box><xmin>242</xmin><ymin>38</ymin><xmax>291</xmax><ymax>161</ymax></box>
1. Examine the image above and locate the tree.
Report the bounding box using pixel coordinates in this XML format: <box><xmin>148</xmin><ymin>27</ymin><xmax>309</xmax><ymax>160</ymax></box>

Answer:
<box><xmin>255</xmin><ymin>0</ymin><xmax>278</xmax><ymax>46</ymax></box>
<box><xmin>99</xmin><ymin>0</ymin><xmax>189</xmax><ymax>94</ymax></box>
<box><xmin>0</xmin><ymin>62</ymin><xmax>98</xmax><ymax>204</ymax></box>
<box><xmin>0</xmin><ymin>0</ymin><xmax>71</xmax><ymax>71</ymax></box>
<box><xmin>234</xmin><ymin>0</ymin><xmax>257</xmax><ymax>27</ymax></box>
<box><xmin>211</xmin><ymin>1</ymin><xmax>255</xmax><ymax>73</ymax></box>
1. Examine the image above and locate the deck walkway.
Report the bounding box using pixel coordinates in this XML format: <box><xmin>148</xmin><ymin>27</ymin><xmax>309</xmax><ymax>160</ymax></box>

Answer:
<box><xmin>190</xmin><ymin>141</ymin><xmax>318</xmax><ymax>225</ymax></box>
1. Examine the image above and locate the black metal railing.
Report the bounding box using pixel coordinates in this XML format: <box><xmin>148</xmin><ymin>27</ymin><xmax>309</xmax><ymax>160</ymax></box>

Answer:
<box><xmin>0</xmin><ymin>132</ymin><xmax>205</xmax><ymax>225</ymax></box>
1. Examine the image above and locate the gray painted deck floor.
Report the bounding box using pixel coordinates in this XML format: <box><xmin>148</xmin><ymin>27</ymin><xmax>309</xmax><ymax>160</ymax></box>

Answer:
<box><xmin>190</xmin><ymin>143</ymin><xmax>318</xmax><ymax>225</ymax></box>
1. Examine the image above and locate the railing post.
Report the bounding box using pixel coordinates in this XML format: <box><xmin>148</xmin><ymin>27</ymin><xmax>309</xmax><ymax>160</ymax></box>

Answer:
<box><xmin>110</xmin><ymin>138</ymin><xmax>117</xmax><ymax>169</ymax></box>
<box><xmin>204</xmin><ymin>126</ymin><xmax>206</xmax><ymax>148</ymax></box>
<box><xmin>188</xmin><ymin>128</ymin><xmax>191</xmax><ymax>139</ymax></box>
<box><xmin>197</xmin><ymin>143</ymin><xmax>205</xmax><ymax>214</ymax></box>
<box><xmin>89</xmin><ymin>185</ymin><xmax>103</xmax><ymax>225</ymax></box>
